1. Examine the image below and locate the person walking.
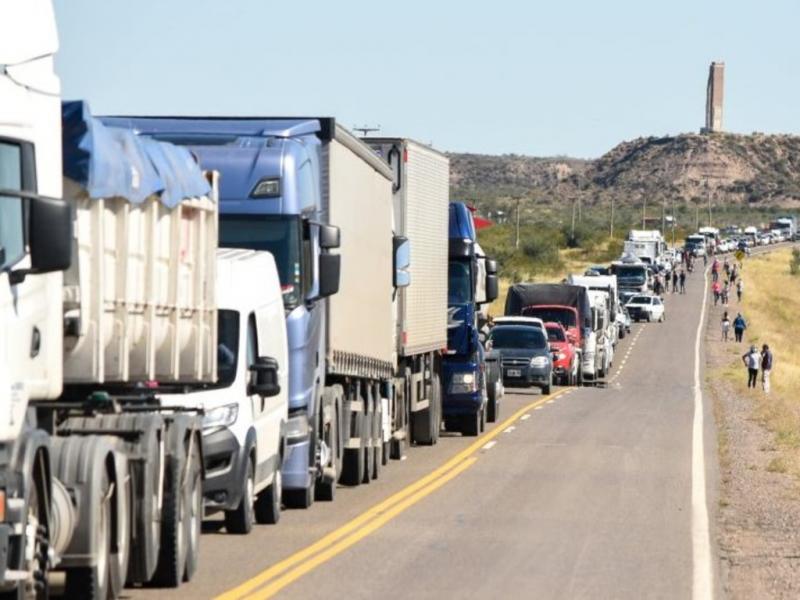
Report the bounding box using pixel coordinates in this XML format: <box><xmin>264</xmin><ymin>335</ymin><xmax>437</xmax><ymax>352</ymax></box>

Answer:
<box><xmin>721</xmin><ymin>281</ymin><xmax>729</xmax><ymax>306</ymax></box>
<box><xmin>736</xmin><ymin>279</ymin><xmax>743</xmax><ymax>303</ymax></box>
<box><xmin>743</xmin><ymin>345</ymin><xmax>760</xmax><ymax>389</ymax></box>
<box><xmin>672</xmin><ymin>270</ymin><xmax>678</xmax><ymax>293</ymax></box>
<box><xmin>679</xmin><ymin>269</ymin><xmax>686</xmax><ymax>294</ymax></box>
<box><xmin>664</xmin><ymin>271</ymin><xmax>670</xmax><ymax>293</ymax></box>
<box><xmin>733</xmin><ymin>312</ymin><xmax>747</xmax><ymax>342</ymax></box>
<box><xmin>721</xmin><ymin>311</ymin><xmax>730</xmax><ymax>342</ymax></box>
<box><xmin>653</xmin><ymin>275</ymin><xmax>662</xmax><ymax>296</ymax></box>
<box><xmin>711</xmin><ymin>258</ymin><xmax>719</xmax><ymax>282</ymax></box>
<box><xmin>712</xmin><ymin>280</ymin><xmax>721</xmax><ymax>305</ymax></box>
<box><xmin>761</xmin><ymin>344</ymin><xmax>773</xmax><ymax>393</ymax></box>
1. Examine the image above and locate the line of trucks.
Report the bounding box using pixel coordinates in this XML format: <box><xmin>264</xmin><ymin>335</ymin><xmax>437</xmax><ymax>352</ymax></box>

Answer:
<box><xmin>0</xmin><ymin>3</ymin><xmax>503</xmax><ymax>598</ymax></box>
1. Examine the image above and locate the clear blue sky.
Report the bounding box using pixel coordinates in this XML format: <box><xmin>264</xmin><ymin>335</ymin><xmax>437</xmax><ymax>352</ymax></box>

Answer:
<box><xmin>54</xmin><ymin>0</ymin><xmax>800</xmax><ymax>158</ymax></box>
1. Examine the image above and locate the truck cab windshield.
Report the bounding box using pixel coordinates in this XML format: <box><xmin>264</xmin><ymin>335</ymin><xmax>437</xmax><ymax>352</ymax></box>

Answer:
<box><xmin>448</xmin><ymin>260</ymin><xmax>473</xmax><ymax>304</ymax></box>
<box><xmin>220</xmin><ymin>215</ymin><xmax>303</xmax><ymax>308</ymax></box>
<box><xmin>611</xmin><ymin>265</ymin><xmax>646</xmax><ymax>286</ymax></box>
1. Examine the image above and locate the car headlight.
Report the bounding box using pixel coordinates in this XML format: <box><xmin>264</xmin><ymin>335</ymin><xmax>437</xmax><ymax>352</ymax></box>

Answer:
<box><xmin>555</xmin><ymin>352</ymin><xmax>567</xmax><ymax>360</ymax></box>
<box><xmin>530</xmin><ymin>356</ymin><xmax>549</xmax><ymax>368</ymax></box>
<box><xmin>449</xmin><ymin>372</ymin><xmax>478</xmax><ymax>394</ymax></box>
<box><xmin>203</xmin><ymin>403</ymin><xmax>238</xmax><ymax>431</ymax></box>
<box><xmin>286</xmin><ymin>413</ymin><xmax>310</xmax><ymax>440</ymax></box>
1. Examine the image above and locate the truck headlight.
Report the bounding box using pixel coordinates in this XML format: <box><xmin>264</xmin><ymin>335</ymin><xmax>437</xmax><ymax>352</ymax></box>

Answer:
<box><xmin>286</xmin><ymin>413</ymin><xmax>310</xmax><ymax>440</ymax></box>
<box><xmin>530</xmin><ymin>356</ymin><xmax>549</xmax><ymax>368</ymax></box>
<box><xmin>203</xmin><ymin>404</ymin><xmax>238</xmax><ymax>431</ymax></box>
<box><xmin>449</xmin><ymin>372</ymin><xmax>478</xmax><ymax>394</ymax></box>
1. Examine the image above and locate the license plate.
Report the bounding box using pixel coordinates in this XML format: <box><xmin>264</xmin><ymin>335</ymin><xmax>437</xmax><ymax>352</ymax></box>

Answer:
<box><xmin>506</xmin><ymin>369</ymin><xmax>522</xmax><ymax>377</ymax></box>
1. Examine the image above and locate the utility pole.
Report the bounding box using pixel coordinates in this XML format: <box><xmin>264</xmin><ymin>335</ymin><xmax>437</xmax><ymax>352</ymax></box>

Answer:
<box><xmin>695</xmin><ymin>201</ymin><xmax>700</xmax><ymax>230</ymax></box>
<box><xmin>571</xmin><ymin>196</ymin><xmax>577</xmax><ymax>241</ymax></box>
<box><xmin>353</xmin><ymin>124</ymin><xmax>380</xmax><ymax>136</ymax></box>
<box><xmin>514</xmin><ymin>197</ymin><xmax>521</xmax><ymax>249</ymax></box>
<box><xmin>642</xmin><ymin>196</ymin><xmax>647</xmax><ymax>229</ymax></box>
<box><xmin>671</xmin><ymin>198</ymin><xmax>676</xmax><ymax>246</ymax></box>
<box><xmin>609</xmin><ymin>194</ymin><xmax>615</xmax><ymax>239</ymax></box>
<box><xmin>661</xmin><ymin>200</ymin><xmax>666</xmax><ymax>235</ymax></box>
<box><xmin>705</xmin><ymin>176</ymin><xmax>712</xmax><ymax>227</ymax></box>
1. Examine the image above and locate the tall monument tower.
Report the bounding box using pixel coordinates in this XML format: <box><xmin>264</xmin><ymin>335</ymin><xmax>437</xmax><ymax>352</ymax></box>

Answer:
<box><xmin>703</xmin><ymin>62</ymin><xmax>725</xmax><ymax>133</ymax></box>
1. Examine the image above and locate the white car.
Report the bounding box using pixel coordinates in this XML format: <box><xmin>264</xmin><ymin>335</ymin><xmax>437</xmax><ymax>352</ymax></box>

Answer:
<box><xmin>624</xmin><ymin>294</ymin><xmax>666</xmax><ymax>323</ymax></box>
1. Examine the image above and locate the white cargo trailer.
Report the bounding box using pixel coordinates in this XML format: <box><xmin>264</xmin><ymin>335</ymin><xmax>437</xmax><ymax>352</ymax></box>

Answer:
<box><xmin>364</xmin><ymin>138</ymin><xmax>449</xmax><ymax>449</ymax></box>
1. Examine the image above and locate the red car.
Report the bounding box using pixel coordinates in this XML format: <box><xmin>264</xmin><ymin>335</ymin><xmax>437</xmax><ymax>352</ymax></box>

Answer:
<box><xmin>545</xmin><ymin>322</ymin><xmax>579</xmax><ymax>386</ymax></box>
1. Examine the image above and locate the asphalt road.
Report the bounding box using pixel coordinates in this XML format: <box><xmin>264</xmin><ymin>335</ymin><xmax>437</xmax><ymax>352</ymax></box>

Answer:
<box><xmin>119</xmin><ymin>263</ymin><xmax>719</xmax><ymax>600</ymax></box>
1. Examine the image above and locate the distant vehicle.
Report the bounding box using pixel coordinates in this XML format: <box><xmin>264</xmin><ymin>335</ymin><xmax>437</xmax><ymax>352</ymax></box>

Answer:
<box><xmin>545</xmin><ymin>322</ymin><xmax>579</xmax><ymax>386</ymax></box>
<box><xmin>623</xmin><ymin>229</ymin><xmax>666</xmax><ymax>265</ymax></box>
<box><xmin>616</xmin><ymin>307</ymin><xmax>632</xmax><ymax>339</ymax></box>
<box><xmin>493</xmin><ymin>316</ymin><xmax>545</xmax><ymax>330</ymax></box>
<box><xmin>585</xmin><ymin>265</ymin><xmax>610</xmax><ymax>276</ymax></box>
<box><xmin>685</xmin><ymin>234</ymin><xmax>707</xmax><ymax>257</ymax></box>
<box><xmin>489</xmin><ymin>325</ymin><xmax>554</xmax><ymax>394</ymax></box>
<box><xmin>610</xmin><ymin>256</ymin><xmax>649</xmax><ymax>294</ymax></box>
<box><xmin>625</xmin><ymin>295</ymin><xmax>665</xmax><ymax>323</ymax></box>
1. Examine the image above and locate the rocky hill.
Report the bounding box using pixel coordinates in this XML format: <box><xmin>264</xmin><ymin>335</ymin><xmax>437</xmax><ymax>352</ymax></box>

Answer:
<box><xmin>449</xmin><ymin>133</ymin><xmax>800</xmax><ymax>212</ymax></box>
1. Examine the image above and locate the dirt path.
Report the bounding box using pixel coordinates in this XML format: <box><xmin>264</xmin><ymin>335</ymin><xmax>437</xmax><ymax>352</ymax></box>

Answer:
<box><xmin>707</xmin><ymin>282</ymin><xmax>800</xmax><ymax>599</ymax></box>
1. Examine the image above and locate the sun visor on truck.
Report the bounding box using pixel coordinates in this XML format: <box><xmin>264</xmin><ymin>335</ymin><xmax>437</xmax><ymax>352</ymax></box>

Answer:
<box><xmin>62</xmin><ymin>101</ymin><xmax>210</xmax><ymax>207</ymax></box>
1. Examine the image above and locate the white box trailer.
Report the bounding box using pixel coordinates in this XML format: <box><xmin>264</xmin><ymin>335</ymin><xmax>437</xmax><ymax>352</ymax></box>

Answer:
<box><xmin>363</xmin><ymin>137</ymin><xmax>449</xmax><ymax>447</ymax></box>
<box><xmin>324</xmin><ymin>128</ymin><xmax>395</xmax><ymax>378</ymax></box>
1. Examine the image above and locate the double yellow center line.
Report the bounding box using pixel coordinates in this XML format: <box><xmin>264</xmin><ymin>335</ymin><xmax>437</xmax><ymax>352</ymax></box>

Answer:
<box><xmin>217</xmin><ymin>388</ymin><xmax>567</xmax><ymax>600</ymax></box>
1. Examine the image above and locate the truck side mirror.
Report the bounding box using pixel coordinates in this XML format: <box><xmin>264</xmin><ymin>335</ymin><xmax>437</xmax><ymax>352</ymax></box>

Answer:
<box><xmin>9</xmin><ymin>193</ymin><xmax>72</xmax><ymax>285</ymax></box>
<box><xmin>485</xmin><ymin>259</ymin><xmax>498</xmax><ymax>276</ymax></box>
<box><xmin>318</xmin><ymin>253</ymin><xmax>340</xmax><ymax>298</ymax></box>
<box><xmin>485</xmin><ymin>274</ymin><xmax>499</xmax><ymax>303</ymax></box>
<box><xmin>319</xmin><ymin>224</ymin><xmax>340</xmax><ymax>249</ymax></box>
<box><xmin>393</xmin><ymin>235</ymin><xmax>411</xmax><ymax>288</ymax></box>
<box><xmin>248</xmin><ymin>356</ymin><xmax>281</xmax><ymax>398</ymax></box>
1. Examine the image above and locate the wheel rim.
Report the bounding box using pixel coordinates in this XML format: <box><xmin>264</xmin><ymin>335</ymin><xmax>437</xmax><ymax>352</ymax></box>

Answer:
<box><xmin>246</xmin><ymin>471</ymin><xmax>255</xmax><ymax>517</ymax></box>
<box><xmin>274</xmin><ymin>469</ymin><xmax>282</xmax><ymax>508</ymax></box>
<box><xmin>23</xmin><ymin>485</ymin><xmax>45</xmax><ymax>598</ymax></box>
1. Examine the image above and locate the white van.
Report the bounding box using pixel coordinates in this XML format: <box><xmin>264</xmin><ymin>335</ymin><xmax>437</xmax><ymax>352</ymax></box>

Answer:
<box><xmin>162</xmin><ymin>248</ymin><xmax>289</xmax><ymax>533</ymax></box>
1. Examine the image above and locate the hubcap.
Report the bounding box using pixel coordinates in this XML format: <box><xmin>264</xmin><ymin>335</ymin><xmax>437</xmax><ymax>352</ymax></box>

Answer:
<box><xmin>189</xmin><ymin>476</ymin><xmax>201</xmax><ymax>550</ymax></box>
<box><xmin>97</xmin><ymin>497</ymin><xmax>109</xmax><ymax>592</ymax></box>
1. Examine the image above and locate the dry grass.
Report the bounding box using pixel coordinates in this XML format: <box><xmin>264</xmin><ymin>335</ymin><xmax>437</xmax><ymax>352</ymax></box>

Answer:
<box><xmin>721</xmin><ymin>247</ymin><xmax>800</xmax><ymax>478</ymax></box>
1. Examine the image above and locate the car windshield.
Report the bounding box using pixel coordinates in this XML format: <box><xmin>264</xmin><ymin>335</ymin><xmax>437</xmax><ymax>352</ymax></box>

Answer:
<box><xmin>220</xmin><ymin>214</ymin><xmax>302</xmax><ymax>308</ymax></box>
<box><xmin>546</xmin><ymin>327</ymin><xmax>566</xmax><ymax>342</ymax></box>
<box><xmin>629</xmin><ymin>296</ymin><xmax>650</xmax><ymax>305</ymax></box>
<box><xmin>448</xmin><ymin>259</ymin><xmax>473</xmax><ymax>304</ymax></box>
<box><xmin>216</xmin><ymin>310</ymin><xmax>239</xmax><ymax>388</ymax></box>
<box><xmin>489</xmin><ymin>327</ymin><xmax>547</xmax><ymax>350</ymax></box>
<box><xmin>522</xmin><ymin>307</ymin><xmax>576</xmax><ymax>329</ymax></box>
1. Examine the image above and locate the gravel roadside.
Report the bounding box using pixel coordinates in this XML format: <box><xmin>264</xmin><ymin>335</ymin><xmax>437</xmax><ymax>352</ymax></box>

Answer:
<box><xmin>707</xmin><ymin>289</ymin><xmax>800</xmax><ymax>599</ymax></box>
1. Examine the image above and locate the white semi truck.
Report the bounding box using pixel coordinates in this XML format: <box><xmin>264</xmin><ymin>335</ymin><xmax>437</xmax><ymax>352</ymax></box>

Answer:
<box><xmin>566</xmin><ymin>275</ymin><xmax>616</xmax><ymax>379</ymax></box>
<box><xmin>623</xmin><ymin>230</ymin><xmax>666</xmax><ymax>265</ymax></box>
<box><xmin>1</xmin><ymin>4</ymin><xmax>224</xmax><ymax>597</ymax></box>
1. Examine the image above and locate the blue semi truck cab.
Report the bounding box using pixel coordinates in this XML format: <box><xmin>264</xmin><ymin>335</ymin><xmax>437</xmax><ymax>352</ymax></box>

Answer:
<box><xmin>442</xmin><ymin>202</ymin><xmax>499</xmax><ymax>436</ymax></box>
<box><xmin>101</xmin><ymin>117</ymin><xmax>344</xmax><ymax>507</ymax></box>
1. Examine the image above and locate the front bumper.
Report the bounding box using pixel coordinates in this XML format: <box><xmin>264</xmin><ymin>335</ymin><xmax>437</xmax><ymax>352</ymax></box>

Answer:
<box><xmin>201</xmin><ymin>427</ymin><xmax>246</xmax><ymax>511</ymax></box>
<box><xmin>502</xmin><ymin>364</ymin><xmax>551</xmax><ymax>387</ymax></box>
<box><xmin>281</xmin><ymin>437</ymin><xmax>313</xmax><ymax>491</ymax></box>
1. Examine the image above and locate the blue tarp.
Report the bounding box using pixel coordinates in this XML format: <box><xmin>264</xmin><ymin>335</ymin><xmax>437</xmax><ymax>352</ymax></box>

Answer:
<box><xmin>62</xmin><ymin>101</ymin><xmax>210</xmax><ymax>207</ymax></box>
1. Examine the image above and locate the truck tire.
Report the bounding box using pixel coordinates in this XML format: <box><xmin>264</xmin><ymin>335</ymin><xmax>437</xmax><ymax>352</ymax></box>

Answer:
<box><xmin>316</xmin><ymin>386</ymin><xmax>343</xmax><ymax>501</ymax></box>
<box><xmin>362</xmin><ymin>391</ymin><xmax>374</xmax><ymax>485</ymax></box>
<box><xmin>411</xmin><ymin>372</ymin><xmax>441</xmax><ymax>446</ymax></box>
<box><xmin>152</xmin><ymin>455</ymin><xmax>187</xmax><ymax>586</ymax></box>
<box><xmin>224</xmin><ymin>459</ymin><xmax>255</xmax><ymax>534</ymax></box>
<box><xmin>255</xmin><ymin>460</ymin><xmax>281</xmax><ymax>525</ymax></box>
<box><xmin>479</xmin><ymin>406</ymin><xmax>486</xmax><ymax>433</ymax></box>
<box><xmin>487</xmin><ymin>382</ymin><xmax>499</xmax><ymax>423</ymax></box>
<box><xmin>108</xmin><ymin>451</ymin><xmax>131</xmax><ymax>598</ymax></box>
<box><xmin>371</xmin><ymin>389</ymin><xmax>382</xmax><ymax>481</ymax></box>
<box><xmin>183</xmin><ymin>439</ymin><xmax>203</xmax><ymax>582</ymax></box>
<box><xmin>460</xmin><ymin>413</ymin><xmax>480</xmax><ymax>437</ymax></box>
<box><xmin>2</xmin><ymin>462</ymin><xmax>49</xmax><ymax>600</ymax></box>
<box><xmin>340</xmin><ymin>396</ymin><xmax>364</xmax><ymax>487</ymax></box>
<box><xmin>65</xmin><ymin>470</ymin><xmax>112</xmax><ymax>600</ymax></box>
<box><xmin>283</xmin><ymin>484</ymin><xmax>314</xmax><ymax>509</ymax></box>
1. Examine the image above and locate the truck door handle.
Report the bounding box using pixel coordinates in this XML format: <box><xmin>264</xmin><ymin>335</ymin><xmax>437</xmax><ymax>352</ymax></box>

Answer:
<box><xmin>30</xmin><ymin>327</ymin><xmax>41</xmax><ymax>358</ymax></box>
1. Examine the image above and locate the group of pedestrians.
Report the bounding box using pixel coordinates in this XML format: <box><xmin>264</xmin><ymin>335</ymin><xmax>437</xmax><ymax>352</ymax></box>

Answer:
<box><xmin>742</xmin><ymin>344</ymin><xmax>773</xmax><ymax>393</ymax></box>
<box><xmin>711</xmin><ymin>256</ymin><xmax>774</xmax><ymax>394</ymax></box>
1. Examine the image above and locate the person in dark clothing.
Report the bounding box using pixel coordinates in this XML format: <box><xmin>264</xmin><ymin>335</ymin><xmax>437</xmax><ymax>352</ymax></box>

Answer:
<box><xmin>743</xmin><ymin>345</ymin><xmax>760</xmax><ymax>388</ymax></box>
<box><xmin>679</xmin><ymin>269</ymin><xmax>686</xmax><ymax>294</ymax></box>
<box><xmin>761</xmin><ymin>344</ymin><xmax>773</xmax><ymax>393</ymax></box>
<box><xmin>672</xmin><ymin>270</ymin><xmax>678</xmax><ymax>293</ymax></box>
<box><xmin>733</xmin><ymin>313</ymin><xmax>746</xmax><ymax>342</ymax></box>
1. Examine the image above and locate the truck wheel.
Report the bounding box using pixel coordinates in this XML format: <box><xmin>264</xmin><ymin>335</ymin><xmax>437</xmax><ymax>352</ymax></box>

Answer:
<box><xmin>340</xmin><ymin>405</ymin><xmax>364</xmax><ymax>487</ymax></box>
<box><xmin>224</xmin><ymin>459</ymin><xmax>255</xmax><ymax>534</ymax></box>
<box><xmin>316</xmin><ymin>386</ymin><xmax>341</xmax><ymax>502</ymax></box>
<box><xmin>362</xmin><ymin>395</ymin><xmax>374</xmax><ymax>485</ymax></box>
<box><xmin>487</xmin><ymin>383</ymin><xmax>499</xmax><ymax>423</ymax></box>
<box><xmin>5</xmin><ymin>471</ymin><xmax>49</xmax><ymax>600</ymax></box>
<box><xmin>283</xmin><ymin>484</ymin><xmax>314</xmax><ymax>509</ymax></box>
<box><xmin>183</xmin><ymin>440</ymin><xmax>203</xmax><ymax>582</ymax></box>
<box><xmin>108</xmin><ymin>455</ymin><xmax>131</xmax><ymax>598</ymax></box>
<box><xmin>461</xmin><ymin>413</ymin><xmax>480</xmax><ymax>437</ymax></box>
<box><xmin>153</xmin><ymin>455</ymin><xmax>188</xmax><ymax>586</ymax></box>
<box><xmin>479</xmin><ymin>406</ymin><xmax>486</xmax><ymax>433</ymax></box>
<box><xmin>255</xmin><ymin>461</ymin><xmax>281</xmax><ymax>525</ymax></box>
<box><xmin>65</xmin><ymin>470</ymin><xmax>112</xmax><ymax>600</ymax></box>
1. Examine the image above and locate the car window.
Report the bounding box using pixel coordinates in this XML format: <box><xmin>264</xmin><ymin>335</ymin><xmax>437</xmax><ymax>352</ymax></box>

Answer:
<box><xmin>489</xmin><ymin>327</ymin><xmax>547</xmax><ymax>350</ymax></box>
